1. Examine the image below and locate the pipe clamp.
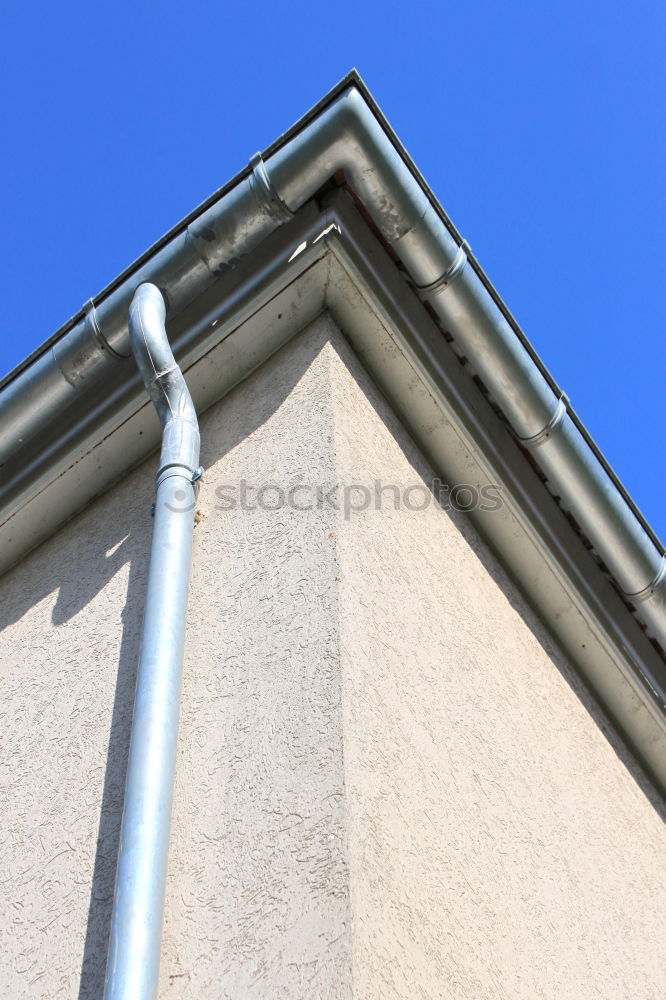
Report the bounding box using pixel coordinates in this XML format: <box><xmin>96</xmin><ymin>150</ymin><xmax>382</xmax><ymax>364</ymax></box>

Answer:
<box><xmin>418</xmin><ymin>240</ymin><xmax>469</xmax><ymax>296</ymax></box>
<box><xmin>519</xmin><ymin>393</ymin><xmax>569</xmax><ymax>448</ymax></box>
<box><xmin>155</xmin><ymin>463</ymin><xmax>204</xmax><ymax>490</ymax></box>
<box><xmin>628</xmin><ymin>556</ymin><xmax>666</xmax><ymax>604</ymax></box>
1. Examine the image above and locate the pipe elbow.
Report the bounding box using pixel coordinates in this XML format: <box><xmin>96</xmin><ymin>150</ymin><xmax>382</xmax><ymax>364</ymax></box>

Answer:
<box><xmin>129</xmin><ymin>283</ymin><xmax>200</xmax><ymax>477</ymax></box>
<box><xmin>128</xmin><ymin>283</ymin><xmax>170</xmax><ymax>394</ymax></box>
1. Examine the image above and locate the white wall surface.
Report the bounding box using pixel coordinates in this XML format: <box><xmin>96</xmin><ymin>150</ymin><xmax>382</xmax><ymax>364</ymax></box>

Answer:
<box><xmin>0</xmin><ymin>312</ymin><xmax>663</xmax><ymax>998</ymax></box>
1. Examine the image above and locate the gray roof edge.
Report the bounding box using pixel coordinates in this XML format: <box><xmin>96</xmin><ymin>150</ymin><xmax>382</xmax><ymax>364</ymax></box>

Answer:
<box><xmin>0</xmin><ymin>70</ymin><xmax>365</xmax><ymax>392</ymax></box>
<box><xmin>0</xmin><ymin>73</ymin><xmax>664</xmax><ymax>651</ymax></box>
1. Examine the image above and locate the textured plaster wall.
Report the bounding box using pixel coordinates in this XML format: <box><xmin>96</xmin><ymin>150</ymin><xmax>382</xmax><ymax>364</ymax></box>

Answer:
<box><xmin>323</xmin><ymin>322</ymin><xmax>666</xmax><ymax>999</ymax></box>
<box><xmin>161</xmin><ymin>316</ymin><xmax>351</xmax><ymax>998</ymax></box>
<box><xmin>0</xmin><ymin>312</ymin><xmax>664</xmax><ymax>998</ymax></box>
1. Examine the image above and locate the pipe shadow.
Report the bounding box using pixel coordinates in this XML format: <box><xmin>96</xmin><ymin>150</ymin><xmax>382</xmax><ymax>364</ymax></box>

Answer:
<box><xmin>0</xmin><ymin>484</ymin><xmax>155</xmax><ymax>995</ymax></box>
<box><xmin>77</xmin><ymin>529</ymin><xmax>148</xmax><ymax>999</ymax></box>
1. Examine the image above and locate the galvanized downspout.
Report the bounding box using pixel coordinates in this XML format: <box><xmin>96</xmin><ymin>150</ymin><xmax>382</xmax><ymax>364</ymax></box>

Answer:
<box><xmin>103</xmin><ymin>283</ymin><xmax>201</xmax><ymax>1000</ymax></box>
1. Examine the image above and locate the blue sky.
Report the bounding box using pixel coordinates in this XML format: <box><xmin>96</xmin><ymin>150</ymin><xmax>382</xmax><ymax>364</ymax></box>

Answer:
<box><xmin>1</xmin><ymin>1</ymin><xmax>664</xmax><ymax>536</ymax></box>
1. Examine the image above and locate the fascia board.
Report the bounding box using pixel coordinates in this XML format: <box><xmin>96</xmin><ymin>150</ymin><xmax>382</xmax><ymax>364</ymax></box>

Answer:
<box><xmin>1</xmin><ymin>193</ymin><xmax>663</xmax><ymax>790</ymax></box>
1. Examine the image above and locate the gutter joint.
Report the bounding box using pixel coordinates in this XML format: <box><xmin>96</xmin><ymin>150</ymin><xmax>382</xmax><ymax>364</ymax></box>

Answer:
<box><xmin>519</xmin><ymin>393</ymin><xmax>569</xmax><ymax>449</ymax></box>
<box><xmin>84</xmin><ymin>299</ymin><xmax>130</xmax><ymax>360</ymax></box>
<box><xmin>249</xmin><ymin>152</ymin><xmax>294</xmax><ymax>223</ymax></box>
<box><xmin>417</xmin><ymin>240</ymin><xmax>469</xmax><ymax>296</ymax></box>
<box><xmin>629</xmin><ymin>556</ymin><xmax>666</xmax><ymax>604</ymax></box>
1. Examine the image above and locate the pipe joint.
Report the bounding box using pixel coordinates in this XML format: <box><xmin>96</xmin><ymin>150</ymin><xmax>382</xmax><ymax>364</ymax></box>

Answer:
<box><xmin>250</xmin><ymin>152</ymin><xmax>294</xmax><ymax>223</ymax></box>
<box><xmin>629</xmin><ymin>555</ymin><xmax>666</xmax><ymax>604</ymax></box>
<box><xmin>84</xmin><ymin>298</ymin><xmax>131</xmax><ymax>360</ymax></box>
<box><xmin>519</xmin><ymin>393</ymin><xmax>569</xmax><ymax>449</ymax></box>
<box><xmin>51</xmin><ymin>300</ymin><xmax>129</xmax><ymax>390</ymax></box>
<box><xmin>417</xmin><ymin>240</ymin><xmax>470</xmax><ymax>296</ymax></box>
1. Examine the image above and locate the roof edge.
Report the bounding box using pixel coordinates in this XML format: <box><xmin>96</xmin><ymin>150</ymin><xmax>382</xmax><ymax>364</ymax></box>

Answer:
<box><xmin>0</xmin><ymin>73</ymin><xmax>664</xmax><ymax>650</ymax></box>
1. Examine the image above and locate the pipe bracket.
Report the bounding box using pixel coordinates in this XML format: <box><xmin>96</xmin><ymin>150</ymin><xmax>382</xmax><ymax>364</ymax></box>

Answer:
<box><xmin>155</xmin><ymin>463</ymin><xmax>204</xmax><ymax>490</ymax></box>
<box><xmin>249</xmin><ymin>152</ymin><xmax>294</xmax><ymax>223</ymax></box>
<box><xmin>418</xmin><ymin>240</ymin><xmax>469</xmax><ymax>296</ymax></box>
<box><xmin>519</xmin><ymin>393</ymin><xmax>569</xmax><ymax>449</ymax></box>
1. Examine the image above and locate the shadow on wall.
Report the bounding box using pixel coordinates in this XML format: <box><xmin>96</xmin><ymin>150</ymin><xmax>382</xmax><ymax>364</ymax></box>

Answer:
<box><xmin>81</xmin><ymin>331</ymin><xmax>321</xmax><ymax>997</ymax></box>
<box><xmin>0</xmin><ymin>493</ymin><xmax>153</xmax><ymax>995</ymax></box>
<box><xmin>77</xmin><ymin>526</ymin><xmax>147</xmax><ymax>998</ymax></box>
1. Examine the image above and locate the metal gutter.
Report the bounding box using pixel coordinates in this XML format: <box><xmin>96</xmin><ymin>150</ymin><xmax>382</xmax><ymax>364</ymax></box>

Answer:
<box><xmin>0</xmin><ymin>72</ymin><xmax>363</xmax><ymax>394</ymax></box>
<box><xmin>1</xmin><ymin>72</ymin><xmax>664</xmax><ymax>649</ymax></box>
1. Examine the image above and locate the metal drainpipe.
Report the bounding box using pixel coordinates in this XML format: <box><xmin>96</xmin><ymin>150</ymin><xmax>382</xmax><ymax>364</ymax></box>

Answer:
<box><xmin>103</xmin><ymin>283</ymin><xmax>202</xmax><ymax>1000</ymax></box>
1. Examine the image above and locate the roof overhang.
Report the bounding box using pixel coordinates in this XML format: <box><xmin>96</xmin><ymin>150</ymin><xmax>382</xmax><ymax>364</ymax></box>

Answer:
<box><xmin>0</xmin><ymin>73</ymin><xmax>664</xmax><ymax>788</ymax></box>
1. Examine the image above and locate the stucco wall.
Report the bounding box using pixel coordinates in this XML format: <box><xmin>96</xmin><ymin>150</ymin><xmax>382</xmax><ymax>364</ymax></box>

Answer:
<box><xmin>325</xmin><ymin>323</ymin><xmax>666</xmax><ymax>999</ymax></box>
<box><xmin>0</xmin><ymin>312</ymin><xmax>663</xmax><ymax>998</ymax></box>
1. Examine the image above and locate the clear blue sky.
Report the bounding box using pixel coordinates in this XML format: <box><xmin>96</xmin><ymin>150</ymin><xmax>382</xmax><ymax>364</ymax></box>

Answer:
<box><xmin>1</xmin><ymin>2</ymin><xmax>664</xmax><ymax>536</ymax></box>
